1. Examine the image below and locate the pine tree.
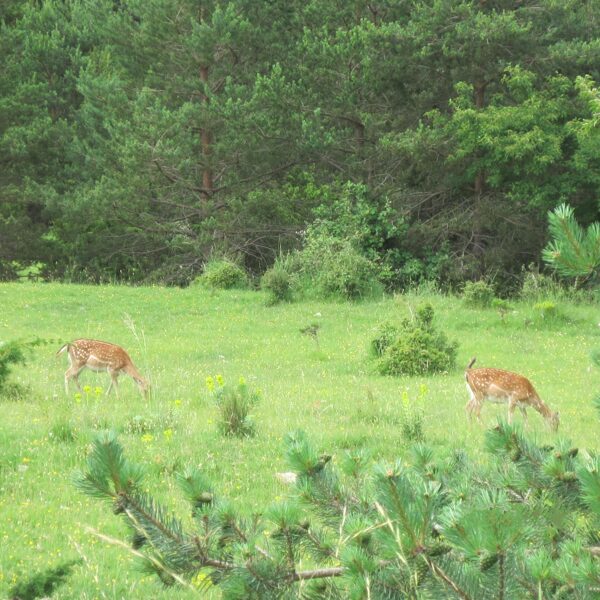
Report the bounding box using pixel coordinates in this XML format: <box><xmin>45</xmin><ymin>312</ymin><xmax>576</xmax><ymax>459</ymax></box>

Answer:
<box><xmin>542</xmin><ymin>203</ymin><xmax>600</xmax><ymax>284</ymax></box>
<box><xmin>76</xmin><ymin>423</ymin><xmax>600</xmax><ymax>599</ymax></box>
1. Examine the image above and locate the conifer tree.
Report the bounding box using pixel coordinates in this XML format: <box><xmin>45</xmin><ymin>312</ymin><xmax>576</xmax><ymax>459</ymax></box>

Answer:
<box><xmin>542</xmin><ymin>203</ymin><xmax>600</xmax><ymax>284</ymax></box>
<box><xmin>76</xmin><ymin>423</ymin><xmax>600</xmax><ymax>598</ymax></box>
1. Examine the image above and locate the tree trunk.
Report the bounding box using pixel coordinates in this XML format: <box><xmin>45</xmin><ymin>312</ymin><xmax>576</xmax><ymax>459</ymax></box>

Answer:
<box><xmin>200</xmin><ymin>64</ymin><xmax>213</xmax><ymax>196</ymax></box>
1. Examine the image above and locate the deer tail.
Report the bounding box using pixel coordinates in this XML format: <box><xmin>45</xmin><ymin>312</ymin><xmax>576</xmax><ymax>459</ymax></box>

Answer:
<box><xmin>56</xmin><ymin>343</ymin><xmax>70</xmax><ymax>357</ymax></box>
<box><xmin>467</xmin><ymin>357</ymin><xmax>476</xmax><ymax>370</ymax></box>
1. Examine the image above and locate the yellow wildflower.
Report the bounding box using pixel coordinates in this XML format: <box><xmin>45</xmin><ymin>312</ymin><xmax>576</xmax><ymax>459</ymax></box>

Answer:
<box><xmin>238</xmin><ymin>376</ymin><xmax>246</xmax><ymax>386</ymax></box>
<box><xmin>163</xmin><ymin>429</ymin><xmax>173</xmax><ymax>440</ymax></box>
<box><xmin>141</xmin><ymin>434</ymin><xmax>154</xmax><ymax>444</ymax></box>
<box><xmin>205</xmin><ymin>376</ymin><xmax>215</xmax><ymax>391</ymax></box>
<box><xmin>216</xmin><ymin>374</ymin><xmax>224</xmax><ymax>386</ymax></box>
<box><xmin>74</xmin><ymin>393</ymin><xmax>82</xmax><ymax>403</ymax></box>
<box><xmin>83</xmin><ymin>385</ymin><xmax>91</xmax><ymax>394</ymax></box>
<box><xmin>22</xmin><ymin>457</ymin><xmax>31</xmax><ymax>464</ymax></box>
<box><xmin>401</xmin><ymin>390</ymin><xmax>410</xmax><ymax>408</ymax></box>
<box><xmin>93</xmin><ymin>386</ymin><xmax>103</xmax><ymax>396</ymax></box>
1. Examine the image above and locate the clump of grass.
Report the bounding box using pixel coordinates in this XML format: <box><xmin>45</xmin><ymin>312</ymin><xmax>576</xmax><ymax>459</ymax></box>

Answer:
<box><xmin>122</xmin><ymin>412</ymin><xmax>176</xmax><ymax>435</ymax></box>
<box><xmin>49</xmin><ymin>420</ymin><xmax>77</xmax><ymax>443</ymax></box>
<box><xmin>206</xmin><ymin>375</ymin><xmax>259</xmax><ymax>438</ymax></box>
<box><xmin>300</xmin><ymin>323</ymin><xmax>321</xmax><ymax>349</ymax></box>
<box><xmin>398</xmin><ymin>385</ymin><xmax>427</xmax><ymax>443</ymax></box>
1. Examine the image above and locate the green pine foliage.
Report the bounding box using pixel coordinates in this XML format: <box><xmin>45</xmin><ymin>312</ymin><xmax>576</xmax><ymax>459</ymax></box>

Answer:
<box><xmin>542</xmin><ymin>204</ymin><xmax>600</xmax><ymax>284</ymax></box>
<box><xmin>76</xmin><ymin>421</ymin><xmax>600</xmax><ymax>599</ymax></box>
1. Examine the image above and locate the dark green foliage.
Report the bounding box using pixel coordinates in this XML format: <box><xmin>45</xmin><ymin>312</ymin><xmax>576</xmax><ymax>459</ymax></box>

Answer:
<box><xmin>0</xmin><ymin>339</ymin><xmax>44</xmax><ymax>396</ymax></box>
<box><xmin>77</xmin><ymin>422</ymin><xmax>600</xmax><ymax>598</ymax></box>
<box><xmin>2</xmin><ymin>1</ymin><xmax>600</xmax><ymax>287</ymax></box>
<box><xmin>196</xmin><ymin>260</ymin><xmax>249</xmax><ymax>290</ymax></box>
<box><xmin>462</xmin><ymin>281</ymin><xmax>495</xmax><ymax>308</ymax></box>
<box><xmin>376</xmin><ymin>304</ymin><xmax>458</xmax><ymax>376</ymax></box>
<box><xmin>9</xmin><ymin>560</ymin><xmax>80</xmax><ymax>600</ymax></box>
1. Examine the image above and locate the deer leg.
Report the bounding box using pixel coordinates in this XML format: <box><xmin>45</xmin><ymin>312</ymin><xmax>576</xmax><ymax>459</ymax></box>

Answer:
<box><xmin>508</xmin><ymin>397</ymin><xmax>517</xmax><ymax>425</ymax></box>
<box><xmin>106</xmin><ymin>370</ymin><xmax>120</xmax><ymax>397</ymax></box>
<box><xmin>65</xmin><ymin>366</ymin><xmax>83</xmax><ymax>395</ymax></box>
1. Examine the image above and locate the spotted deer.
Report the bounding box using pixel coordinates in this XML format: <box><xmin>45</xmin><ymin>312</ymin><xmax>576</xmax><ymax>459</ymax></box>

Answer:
<box><xmin>57</xmin><ymin>339</ymin><xmax>149</xmax><ymax>398</ymax></box>
<box><xmin>465</xmin><ymin>358</ymin><xmax>559</xmax><ymax>430</ymax></box>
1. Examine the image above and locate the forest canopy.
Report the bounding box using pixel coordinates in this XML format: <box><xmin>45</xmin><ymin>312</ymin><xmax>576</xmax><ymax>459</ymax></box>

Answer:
<box><xmin>1</xmin><ymin>0</ymin><xmax>600</xmax><ymax>289</ymax></box>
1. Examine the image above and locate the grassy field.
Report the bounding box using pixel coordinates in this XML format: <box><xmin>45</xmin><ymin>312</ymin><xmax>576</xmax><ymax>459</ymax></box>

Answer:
<box><xmin>0</xmin><ymin>282</ymin><xmax>599</xmax><ymax>598</ymax></box>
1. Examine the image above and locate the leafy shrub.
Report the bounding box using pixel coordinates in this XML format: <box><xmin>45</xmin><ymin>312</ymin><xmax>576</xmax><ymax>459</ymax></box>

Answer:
<box><xmin>0</xmin><ymin>341</ymin><xmax>26</xmax><ymax>394</ymax></box>
<box><xmin>370</xmin><ymin>322</ymin><xmax>399</xmax><ymax>357</ymax></box>
<box><xmin>0</xmin><ymin>339</ymin><xmax>43</xmax><ymax>397</ymax></box>
<box><xmin>462</xmin><ymin>280</ymin><xmax>494</xmax><ymax>308</ymax></box>
<box><xmin>520</xmin><ymin>267</ymin><xmax>564</xmax><ymax>301</ymax></box>
<box><xmin>207</xmin><ymin>375</ymin><xmax>259</xmax><ymax>438</ymax></box>
<box><xmin>293</xmin><ymin>233</ymin><xmax>382</xmax><ymax>300</ymax></box>
<box><xmin>376</xmin><ymin>304</ymin><xmax>458</xmax><ymax>376</ymax></box>
<box><xmin>197</xmin><ymin>259</ymin><xmax>248</xmax><ymax>290</ymax></box>
<box><xmin>261</xmin><ymin>261</ymin><xmax>293</xmax><ymax>304</ymax></box>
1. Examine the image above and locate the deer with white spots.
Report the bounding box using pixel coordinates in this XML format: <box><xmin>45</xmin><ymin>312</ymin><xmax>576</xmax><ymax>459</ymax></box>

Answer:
<box><xmin>57</xmin><ymin>339</ymin><xmax>149</xmax><ymax>398</ymax></box>
<box><xmin>465</xmin><ymin>358</ymin><xmax>559</xmax><ymax>430</ymax></box>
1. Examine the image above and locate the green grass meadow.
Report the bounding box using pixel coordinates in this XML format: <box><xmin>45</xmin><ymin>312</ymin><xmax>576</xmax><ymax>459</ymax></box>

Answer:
<box><xmin>1</xmin><ymin>282</ymin><xmax>599</xmax><ymax>598</ymax></box>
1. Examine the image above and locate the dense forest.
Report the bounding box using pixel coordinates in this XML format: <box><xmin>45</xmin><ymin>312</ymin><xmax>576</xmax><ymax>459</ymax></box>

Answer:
<box><xmin>1</xmin><ymin>0</ymin><xmax>600</xmax><ymax>290</ymax></box>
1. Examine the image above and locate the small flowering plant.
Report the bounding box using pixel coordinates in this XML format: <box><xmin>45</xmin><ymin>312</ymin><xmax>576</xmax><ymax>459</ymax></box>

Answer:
<box><xmin>205</xmin><ymin>375</ymin><xmax>259</xmax><ymax>437</ymax></box>
<box><xmin>399</xmin><ymin>384</ymin><xmax>427</xmax><ymax>442</ymax></box>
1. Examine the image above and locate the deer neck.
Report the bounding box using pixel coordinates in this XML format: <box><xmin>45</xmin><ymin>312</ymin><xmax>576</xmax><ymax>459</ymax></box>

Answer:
<box><xmin>531</xmin><ymin>396</ymin><xmax>552</xmax><ymax>420</ymax></box>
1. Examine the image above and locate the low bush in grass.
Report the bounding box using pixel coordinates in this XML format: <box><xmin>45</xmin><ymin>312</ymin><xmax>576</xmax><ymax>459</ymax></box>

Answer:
<box><xmin>292</xmin><ymin>233</ymin><xmax>382</xmax><ymax>301</ymax></box>
<box><xmin>462</xmin><ymin>280</ymin><xmax>494</xmax><ymax>308</ymax></box>
<box><xmin>0</xmin><ymin>338</ymin><xmax>43</xmax><ymax>398</ymax></box>
<box><xmin>207</xmin><ymin>375</ymin><xmax>259</xmax><ymax>437</ymax></box>
<box><xmin>196</xmin><ymin>259</ymin><xmax>249</xmax><ymax>290</ymax></box>
<box><xmin>370</xmin><ymin>322</ymin><xmax>400</xmax><ymax>357</ymax></box>
<box><xmin>261</xmin><ymin>258</ymin><xmax>293</xmax><ymax>304</ymax></box>
<box><xmin>375</xmin><ymin>304</ymin><xmax>458</xmax><ymax>376</ymax></box>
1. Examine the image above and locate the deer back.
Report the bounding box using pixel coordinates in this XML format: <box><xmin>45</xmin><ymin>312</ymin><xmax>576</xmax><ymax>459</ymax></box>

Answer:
<box><xmin>70</xmin><ymin>339</ymin><xmax>132</xmax><ymax>369</ymax></box>
<box><xmin>466</xmin><ymin>368</ymin><xmax>538</xmax><ymax>401</ymax></box>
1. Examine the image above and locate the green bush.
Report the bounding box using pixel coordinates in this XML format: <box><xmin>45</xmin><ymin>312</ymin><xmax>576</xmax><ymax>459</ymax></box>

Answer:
<box><xmin>520</xmin><ymin>267</ymin><xmax>564</xmax><ymax>301</ymax></box>
<box><xmin>261</xmin><ymin>262</ymin><xmax>293</xmax><ymax>304</ymax></box>
<box><xmin>375</xmin><ymin>304</ymin><xmax>458</xmax><ymax>376</ymax></box>
<box><xmin>462</xmin><ymin>280</ymin><xmax>494</xmax><ymax>308</ymax></box>
<box><xmin>197</xmin><ymin>259</ymin><xmax>248</xmax><ymax>290</ymax></box>
<box><xmin>370</xmin><ymin>322</ymin><xmax>400</xmax><ymax>357</ymax></box>
<box><xmin>294</xmin><ymin>233</ymin><xmax>382</xmax><ymax>300</ymax></box>
<box><xmin>207</xmin><ymin>375</ymin><xmax>259</xmax><ymax>438</ymax></box>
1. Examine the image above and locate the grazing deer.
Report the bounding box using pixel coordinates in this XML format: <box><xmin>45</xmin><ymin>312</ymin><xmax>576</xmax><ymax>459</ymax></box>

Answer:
<box><xmin>57</xmin><ymin>339</ymin><xmax>149</xmax><ymax>398</ymax></box>
<box><xmin>465</xmin><ymin>358</ymin><xmax>559</xmax><ymax>431</ymax></box>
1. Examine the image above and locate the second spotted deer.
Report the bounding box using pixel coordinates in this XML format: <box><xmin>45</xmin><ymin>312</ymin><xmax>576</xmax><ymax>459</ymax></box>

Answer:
<box><xmin>465</xmin><ymin>358</ymin><xmax>559</xmax><ymax>430</ymax></box>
